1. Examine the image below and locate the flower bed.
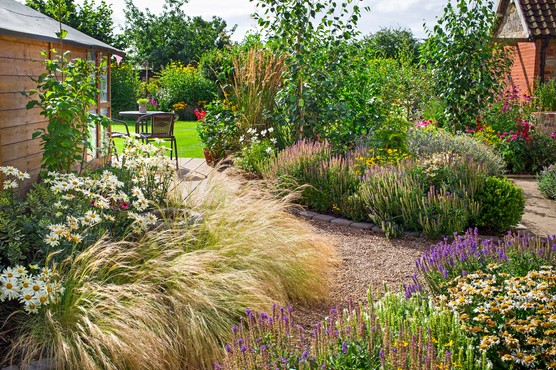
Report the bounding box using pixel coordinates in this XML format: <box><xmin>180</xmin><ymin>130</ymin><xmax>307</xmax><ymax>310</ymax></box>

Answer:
<box><xmin>261</xmin><ymin>136</ymin><xmax>524</xmax><ymax>238</ymax></box>
<box><xmin>218</xmin><ymin>229</ymin><xmax>556</xmax><ymax>369</ymax></box>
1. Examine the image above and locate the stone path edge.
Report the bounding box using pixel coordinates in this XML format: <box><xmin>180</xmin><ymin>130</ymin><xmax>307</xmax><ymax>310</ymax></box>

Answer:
<box><xmin>294</xmin><ymin>209</ymin><xmax>548</xmax><ymax>243</ymax></box>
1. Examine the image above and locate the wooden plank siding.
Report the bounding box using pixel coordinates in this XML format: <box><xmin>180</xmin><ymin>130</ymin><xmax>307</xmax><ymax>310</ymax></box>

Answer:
<box><xmin>0</xmin><ymin>35</ymin><xmax>112</xmax><ymax>187</ymax></box>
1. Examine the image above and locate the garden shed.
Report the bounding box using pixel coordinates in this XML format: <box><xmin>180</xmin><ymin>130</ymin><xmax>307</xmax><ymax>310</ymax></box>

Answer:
<box><xmin>495</xmin><ymin>0</ymin><xmax>556</xmax><ymax>96</ymax></box>
<box><xmin>0</xmin><ymin>0</ymin><xmax>124</xmax><ymax>187</ymax></box>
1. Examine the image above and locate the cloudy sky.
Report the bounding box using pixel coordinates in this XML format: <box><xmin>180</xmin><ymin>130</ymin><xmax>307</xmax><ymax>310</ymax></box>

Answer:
<box><xmin>107</xmin><ymin>0</ymin><xmax>448</xmax><ymax>41</ymax></box>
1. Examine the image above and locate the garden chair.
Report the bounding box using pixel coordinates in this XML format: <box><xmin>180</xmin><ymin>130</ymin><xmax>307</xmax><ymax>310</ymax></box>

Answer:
<box><xmin>136</xmin><ymin>113</ymin><xmax>180</xmax><ymax>169</ymax></box>
<box><xmin>108</xmin><ymin>118</ymin><xmax>131</xmax><ymax>161</ymax></box>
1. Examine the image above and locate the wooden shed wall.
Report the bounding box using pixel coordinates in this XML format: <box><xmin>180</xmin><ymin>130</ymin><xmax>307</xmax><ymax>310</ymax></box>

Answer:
<box><xmin>0</xmin><ymin>35</ymin><xmax>88</xmax><ymax>188</ymax></box>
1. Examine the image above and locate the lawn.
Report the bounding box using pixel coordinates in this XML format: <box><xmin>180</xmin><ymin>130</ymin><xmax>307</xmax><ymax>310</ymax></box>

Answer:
<box><xmin>110</xmin><ymin>120</ymin><xmax>204</xmax><ymax>158</ymax></box>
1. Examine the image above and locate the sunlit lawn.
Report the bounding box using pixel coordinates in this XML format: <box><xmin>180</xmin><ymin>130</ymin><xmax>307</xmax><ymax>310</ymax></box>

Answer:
<box><xmin>111</xmin><ymin>120</ymin><xmax>204</xmax><ymax>158</ymax></box>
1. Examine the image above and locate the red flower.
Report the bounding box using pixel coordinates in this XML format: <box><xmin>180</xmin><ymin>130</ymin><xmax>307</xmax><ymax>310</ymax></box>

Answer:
<box><xmin>194</xmin><ymin>109</ymin><xmax>206</xmax><ymax>121</ymax></box>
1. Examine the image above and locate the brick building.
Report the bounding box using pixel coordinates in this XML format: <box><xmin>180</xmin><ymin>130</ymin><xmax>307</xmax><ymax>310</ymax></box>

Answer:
<box><xmin>495</xmin><ymin>0</ymin><xmax>556</xmax><ymax>97</ymax></box>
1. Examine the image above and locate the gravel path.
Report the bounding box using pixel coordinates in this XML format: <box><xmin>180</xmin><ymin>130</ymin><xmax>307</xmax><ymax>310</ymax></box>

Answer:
<box><xmin>291</xmin><ymin>219</ymin><xmax>436</xmax><ymax>329</ymax></box>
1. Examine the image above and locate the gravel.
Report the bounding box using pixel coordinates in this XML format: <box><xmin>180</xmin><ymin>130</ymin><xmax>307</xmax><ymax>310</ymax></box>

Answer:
<box><xmin>290</xmin><ymin>218</ymin><xmax>436</xmax><ymax>329</ymax></box>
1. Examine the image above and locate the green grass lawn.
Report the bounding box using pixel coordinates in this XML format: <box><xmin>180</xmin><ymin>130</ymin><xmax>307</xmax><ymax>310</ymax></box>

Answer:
<box><xmin>111</xmin><ymin>120</ymin><xmax>204</xmax><ymax>158</ymax></box>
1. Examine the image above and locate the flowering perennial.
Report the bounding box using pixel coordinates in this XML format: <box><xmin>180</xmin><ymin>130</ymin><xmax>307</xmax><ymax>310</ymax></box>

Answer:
<box><xmin>0</xmin><ymin>265</ymin><xmax>63</xmax><ymax>313</ymax></box>
<box><xmin>443</xmin><ymin>266</ymin><xmax>556</xmax><ymax>368</ymax></box>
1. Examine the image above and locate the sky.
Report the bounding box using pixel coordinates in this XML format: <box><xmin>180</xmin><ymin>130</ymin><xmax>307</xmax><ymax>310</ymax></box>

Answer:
<box><xmin>107</xmin><ymin>0</ymin><xmax>448</xmax><ymax>41</ymax></box>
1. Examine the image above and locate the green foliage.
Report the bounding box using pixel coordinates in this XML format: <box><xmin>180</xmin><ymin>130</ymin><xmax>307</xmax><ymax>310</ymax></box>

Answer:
<box><xmin>262</xmin><ymin>140</ymin><xmax>365</xmax><ymax>215</ymax></box>
<box><xmin>359</xmin><ymin>162</ymin><xmax>423</xmax><ymax>233</ymax></box>
<box><xmin>407</xmin><ymin>127</ymin><xmax>506</xmax><ymax>177</ymax></box>
<box><xmin>111</xmin><ymin>61</ymin><xmax>141</xmax><ymax>114</ymax></box>
<box><xmin>123</xmin><ymin>0</ymin><xmax>233</xmax><ymax>70</ymax></box>
<box><xmin>495</xmin><ymin>129</ymin><xmax>556</xmax><ymax>174</ymax></box>
<box><xmin>157</xmin><ymin>63</ymin><xmax>217</xmax><ymax>118</ymax></box>
<box><xmin>362</xmin><ymin>27</ymin><xmax>421</xmax><ymax>63</ymax></box>
<box><xmin>25</xmin><ymin>49</ymin><xmax>110</xmax><ymax>174</ymax></box>
<box><xmin>476</xmin><ymin>177</ymin><xmax>524</xmax><ymax>232</ymax></box>
<box><xmin>253</xmin><ymin>0</ymin><xmax>375</xmax><ymax>151</ymax></box>
<box><xmin>538</xmin><ymin>164</ymin><xmax>556</xmax><ymax>199</ymax></box>
<box><xmin>235</xmin><ymin>137</ymin><xmax>275</xmax><ymax>175</ymax></box>
<box><xmin>422</xmin><ymin>0</ymin><xmax>512</xmax><ymax>130</ymax></box>
<box><xmin>26</xmin><ymin>0</ymin><xmax>119</xmax><ymax>46</ymax></box>
<box><xmin>197</xmin><ymin>100</ymin><xmax>241</xmax><ymax>158</ymax></box>
<box><xmin>534</xmin><ymin>78</ymin><xmax>556</xmax><ymax>112</ymax></box>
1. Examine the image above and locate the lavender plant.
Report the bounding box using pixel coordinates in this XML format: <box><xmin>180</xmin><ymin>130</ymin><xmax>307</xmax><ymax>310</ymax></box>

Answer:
<box><xmin>415</xmin><ymin>228</ymin><xmax>556</xmax><ymax>294</ymax></box>
<box><xmin>217</xmin><ymin>293</ymin><xmax>483</xmax><ymax>369</ymax></box>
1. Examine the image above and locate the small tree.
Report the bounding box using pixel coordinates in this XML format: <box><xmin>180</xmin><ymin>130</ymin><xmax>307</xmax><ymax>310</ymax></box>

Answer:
<box><xmin>422</xmin><ymin>0</ymin><xmax>512</xmax><ymax>131</ymax></box>
<box><xmin>26</xmin><ymin>48</ymin><xmax>109</xmax><ymax>173</ymax></box>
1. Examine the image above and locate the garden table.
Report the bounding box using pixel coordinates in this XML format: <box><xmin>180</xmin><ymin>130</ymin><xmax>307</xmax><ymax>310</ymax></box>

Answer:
<box><xmin>117</xmin><ymin>111</ymin><xmax>167</xmax><ymax>134</ymax></box>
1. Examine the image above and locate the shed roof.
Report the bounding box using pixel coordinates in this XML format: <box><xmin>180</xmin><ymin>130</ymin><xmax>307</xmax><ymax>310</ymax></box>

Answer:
<box><xmin>0</xmin><ymin>0</ymin><xmax>124</xmax><ymax>55</ymax></box>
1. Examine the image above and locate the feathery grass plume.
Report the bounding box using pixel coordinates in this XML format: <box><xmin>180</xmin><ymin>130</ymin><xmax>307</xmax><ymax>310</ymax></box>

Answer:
<box><xmin>2</xmin><ymin>176</ymin><xmax>334</xmax><ymax>369</ymax></box>
<box><xmin>230</xmin><ymin>46</ymin><xmax>285</xmax><ymax>140</ymax></box>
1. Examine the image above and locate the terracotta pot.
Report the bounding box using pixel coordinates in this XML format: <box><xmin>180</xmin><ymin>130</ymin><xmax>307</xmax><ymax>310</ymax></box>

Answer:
<box><xmin>203</xmin><ymin>148</ymin><xmax>216</xmax><ymax>166</ymax></box>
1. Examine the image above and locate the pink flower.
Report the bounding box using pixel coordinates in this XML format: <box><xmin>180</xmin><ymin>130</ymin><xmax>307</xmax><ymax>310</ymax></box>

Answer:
<box><xmin>551</xmin><ymin>132</ymin><xmax>556</xmax><ymax>139</ymax></box>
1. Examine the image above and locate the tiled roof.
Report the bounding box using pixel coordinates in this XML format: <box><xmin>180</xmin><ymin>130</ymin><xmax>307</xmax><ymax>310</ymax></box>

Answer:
<box><xmin>520</xmin><ymin>0</ymin><xmax>556</xmax><ymax>37</ymax></box>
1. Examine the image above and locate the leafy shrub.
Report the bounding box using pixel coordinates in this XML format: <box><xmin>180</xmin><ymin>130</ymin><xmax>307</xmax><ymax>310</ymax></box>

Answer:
<box><xmin>538</xmin><ymin>164</ymin><xmax>556</xmax><ymax>199</ymax></box>
<box><xmin>475</xmin><ymin>177</ymin><xmax>524</xmax><ymax>232</ymax></box>
<box><xmin>2</xmin><ymin>177</ymin><xmax>335</xmax><ymax>369</ymax></box>
<box><xmin>26</xmin><ymin>49</ymin><xmax>110</xmax><ymax>173</ymax></box>
<box><xmin>534</xmin><ymin>77</ymin><xmax>556</xmax><ymax>111</ymax></box>
<box><xmin>235</xmin><ymin>129</ymin><xmax>277</xmax><ymax>174</ymax></box>
<box><xmin>157</xmin><ymin>63</ymin><xmax>217</xmax><ymax>119</ymax></box>
<box><xmin>407</xmin><ymin>127</ymin><xmax>506</xmax><ymax>176</ymax></box>
<box><xmin>197</xmin><ymin>100</ymin><xmax>241</xmax><ymax>159</ymax></box>
<box><xmin>111</xmin><ymin>61</ymin><xmax>140</xmax><ymax>115</ymax></box>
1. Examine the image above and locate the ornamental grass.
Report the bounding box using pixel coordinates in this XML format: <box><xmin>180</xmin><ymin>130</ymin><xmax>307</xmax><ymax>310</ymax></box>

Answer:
<box><xmin>1</xmin><ymin>176</ymin><xmax>334</xmax><ymax>369</ymax></box>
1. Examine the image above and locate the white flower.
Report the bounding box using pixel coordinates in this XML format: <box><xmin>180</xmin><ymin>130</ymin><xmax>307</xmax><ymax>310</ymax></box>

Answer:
<box><xmin>1</xmin><ymin>277</ymin><xmax>20</xmax><ymax>300</ymax></box>
<box><xmin>2</xmin><ymin>267</ymin><xmax>21</xmax><ymax>279</ymax></box>
<box><xmin>82</xmin><ymin>211</ymin><xmax>101</xmax><ymax>225</ymax></box>
<box><xmin>131</xmin><ymin>187</ymin><xmax>143</xmax><ymax>196</ymax></box>
<box><xmin>267</xmin><ymin>127</ymin><xmax>274</xmax><ymax>133</ymax></box>
<box><xmin>44</xmin><ymin>233</ymin><xmax>60</xmax><ymax>247</ymax></box>
<box><xmin>270</xmin><ymin>138</ymin><xmax>277</xmax><ymax>144</ymax></box>
<box><xmin>3</xmin><ymin>180</ymin><xmax>18</xmax><ymax>189</ymax></box>
<box><xmin>266</xmin><ymin>147</ymin><xmax>273</xmax><ymax>154</ymax></box>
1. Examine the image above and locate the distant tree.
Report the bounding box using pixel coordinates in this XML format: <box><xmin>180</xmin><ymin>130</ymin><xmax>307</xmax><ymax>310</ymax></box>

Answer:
<box><xmin>123</xmin><ymin>0</ymin><xmax>234</xmax><ymax>71</ymax></box>
<box><xmin>362</xmin><ymin>27</ymin><xmax>421</xmax><ymax>63</ymax></box>
<box><xmin>26</xmin><ymin>0</ymin><xmax>119</xmax><ymax>46</ymax></box>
